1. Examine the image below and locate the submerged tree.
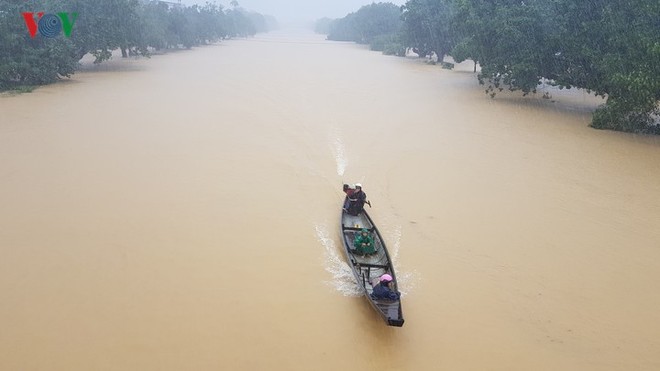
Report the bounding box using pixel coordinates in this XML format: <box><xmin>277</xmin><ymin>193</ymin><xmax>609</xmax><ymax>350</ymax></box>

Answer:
<box><xmin>449</xmin><ymin>0</ymin><xmax>659</xmax><ymax>132</ymax></box>
<box><xmin>450</xmin><ymin>0</ymin><xmax>556</xmax><ymax>95</ymax></box>
<box><xmin>1</xmin><ymin>0</ymin><xmax>275</xmax><ymax>91</ymax></box>
<box><xmin>60</xmin><ymin>0</ymin><xmax>146</xmax><ymax>62</ymax></box>
<box><xmin>329</xmin><ymin>0</ymin><xmax>658</xmax><ymax>133</ymax></box>
<box><xmin>326</xmin><ymin>2</ymin><xmax>403</xmax><ymax>54</ymax></box>
<box><xmin>550</xmin><ymin>0</ymin><xmax>660</xmax><ymax>133</ymax></box>
<box><xmin>401</xmin><ymin>0</ymin><xmax>455</xmax><ymax>60</ymax></box>
<box><xmin>225</xmin><ymin>7</ymin><xmax>257</xmax><ymax>37</ymax></box>
<box><xmin>0</xmin><ymin>0</ymin><xmax>78</xmax><ymax>89</ymax></box>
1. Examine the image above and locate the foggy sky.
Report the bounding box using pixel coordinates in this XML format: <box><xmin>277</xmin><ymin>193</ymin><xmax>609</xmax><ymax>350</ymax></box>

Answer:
<box><xmin>184</xmin><ymin>0</ymin><xmax>406</xmax><ymax>23</ymax></box>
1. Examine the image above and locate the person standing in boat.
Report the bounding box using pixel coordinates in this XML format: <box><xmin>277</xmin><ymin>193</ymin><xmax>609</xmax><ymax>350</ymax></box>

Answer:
<box><xmin>342</xmin><ymin>184</ymin><xmax>356</xmax><ymax>211</ymax></box>
<box><xmin>347</xmin><ymin>183</ymin><xmax>369</xmax><ymax>215</ymax></box>
<box><xmin>371</xmin><ymin>274</ymin><xmax>400</xmax><ymax>300</ymax></box>
<box><xmin>353</xmin><ymin>228</ymin><xmax>375</xmax><ymax>255</ymax></box>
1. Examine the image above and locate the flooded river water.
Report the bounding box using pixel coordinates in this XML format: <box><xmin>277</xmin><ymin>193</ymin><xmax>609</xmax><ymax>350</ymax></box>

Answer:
<box><xmin>1</xmin><ymin>30</ymin><xmax>660</xmax><ymax>370</ymax></box>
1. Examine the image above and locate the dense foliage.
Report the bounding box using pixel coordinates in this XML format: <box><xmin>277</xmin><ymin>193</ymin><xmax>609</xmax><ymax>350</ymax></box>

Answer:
<box><xmin>0</xmin><ymin>0</ymin><xmax>275</xmax><ymax>91</ymax></box>
<box><xmin>317</xmin><ymin>0</ymin><xmax>659</xmax><ymax>134</ymax></box>
<box><xmin>1</xmin><ymin>0</ymin><xmax>77</xmax><ymax>89</ymax></box>
<box><xmin>325</xmin><ymin>3</ymin><xmax>405</xmax><ymax>56</ymax></box>
<box><xmin>401</xmin><ymin>0</ymin><xmax>455</xmax><ymax>60</ymax></box>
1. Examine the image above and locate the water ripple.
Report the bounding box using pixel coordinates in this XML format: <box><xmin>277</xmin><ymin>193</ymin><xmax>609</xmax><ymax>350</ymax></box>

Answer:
<box><xmin>314</xmin><ymin>222</ymin><xmax>362</xmax><ymax>296</ymax></box>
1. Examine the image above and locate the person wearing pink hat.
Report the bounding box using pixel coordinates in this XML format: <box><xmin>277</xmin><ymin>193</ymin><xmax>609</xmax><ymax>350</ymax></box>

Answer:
<box><xmin>370</xmin><ymin>273</ymin><xmax>400</xmax><ymax>300</ymax></box>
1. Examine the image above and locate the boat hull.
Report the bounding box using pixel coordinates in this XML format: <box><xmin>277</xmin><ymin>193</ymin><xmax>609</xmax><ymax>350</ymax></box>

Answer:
<box><xmin>340</xmin><ymin>206</ymin><xmax>404</xmax><ymax>327</ymax></box>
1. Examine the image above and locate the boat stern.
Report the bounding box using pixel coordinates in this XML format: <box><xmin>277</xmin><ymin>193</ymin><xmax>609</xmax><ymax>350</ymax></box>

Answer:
<box><xmin>388</xmin><ymin>318</ymin><xmax>405</xmax><ymax>327</ymax></box>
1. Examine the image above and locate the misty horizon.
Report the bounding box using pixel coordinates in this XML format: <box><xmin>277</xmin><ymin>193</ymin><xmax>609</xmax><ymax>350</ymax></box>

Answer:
<box><xmin>182</xmin><ymin>0</ymin><xmax>406</xmax><ymax>23</ymax></box>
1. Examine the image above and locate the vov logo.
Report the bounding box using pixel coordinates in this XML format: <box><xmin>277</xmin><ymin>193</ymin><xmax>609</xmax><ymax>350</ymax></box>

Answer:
<box><xmin>22</xmin><ymin>12</ymin><xmax>78</xmax><ymax>38</ymax></box>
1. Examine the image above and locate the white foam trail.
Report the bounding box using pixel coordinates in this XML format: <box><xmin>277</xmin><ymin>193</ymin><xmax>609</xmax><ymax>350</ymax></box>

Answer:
<box><xmin>330</xmin><ymin>130</ymin><xmax>347</xmax><ymax>176</ymax></box>
<box><xmin>314</xmin><ymin>222</ymin><xmax>362</xmax><ymax>296</ymax></box>
<box><xmin>382</xmin><ymin>224</ymin><xmax>419</xmax><ymax>297</ymax></box>
<box><xmin>394</xmin><ymin>269</ymin><xmax>418</xmax><ymax>298</ymax></box>
<box><xmin>385</xmin><ymin>224</ymin><xmax>403</xmax><ymax>263</ymax></box>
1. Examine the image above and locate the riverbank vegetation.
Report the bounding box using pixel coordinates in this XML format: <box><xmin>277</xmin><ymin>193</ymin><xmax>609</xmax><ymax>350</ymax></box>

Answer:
<box><xmin>317</xmin><ymin>1</ymin><xmax>659</xmax><ymax>134</ymax></box>
<box><xmin>325</xmin><ymin>3</ymin><xmax>406</xmax><ymax>56</ymax></box>
<box><xmin>0</xmin><ymin>0</ymin><xmax>276</xmax><ymax>92</ymax></box>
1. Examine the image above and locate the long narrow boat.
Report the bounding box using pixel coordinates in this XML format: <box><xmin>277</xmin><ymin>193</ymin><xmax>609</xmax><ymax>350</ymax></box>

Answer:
<box><xmin>340</xmin><ymin>205</ymin><xmax>404</xmax><ymax>327</ymax></box>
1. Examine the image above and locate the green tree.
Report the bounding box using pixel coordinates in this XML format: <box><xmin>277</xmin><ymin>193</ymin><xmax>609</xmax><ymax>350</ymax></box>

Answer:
<box><xmin>550</xmin><ymin>0</ymin><xmax>660</xmax><ymax>132</ymax></box>
<box><xmin>136</xmin><ymin>1</ymin><xmax>171</xmax><ymax>51</ymax></box>
<box><xmin>449</xmin><ymin>0</ymin><xmax>658</xmax><ymax>132</ymax></box>
<box><xmin>225</xmin><ymin>7</ymin><xmax>256</xmax><ymax>37</ymax></box>
<box><xmin>327</xmin><ymin>2</ymin><xmax>403</xmax><ymax>50</ymax></box>
<box><xmin>401</xmin><ymin>0</ymin><xmax>455</xmax><ymax>59</ymax></box>
<box><xmin>0</xmin><ymin>0</ymin><xmax>78</xmax><ymax>90</ymax></box>
<box><xmin>60</xmin><ymin>0</ymin><xmax>146</xmax><ymax>62</ymax></box>
<box><xmin>450</xmin><ymin>0</ymin><xmax>556</xmax><ymax>95</ymax></box>
<box><xmin>326</xmin><ymin>13</ymin><xmax>358</xmax><ymax>42</ymax></box>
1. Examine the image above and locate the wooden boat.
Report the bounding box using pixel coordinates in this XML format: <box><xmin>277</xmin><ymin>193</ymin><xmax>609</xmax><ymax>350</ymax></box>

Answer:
<box><xmin>340</xmin><ymin>205</ymin><xmax>404</xmax><ymax>327</ymax></box>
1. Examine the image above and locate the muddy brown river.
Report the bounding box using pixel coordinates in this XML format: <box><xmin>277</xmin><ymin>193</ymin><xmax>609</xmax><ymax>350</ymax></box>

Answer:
<box><xmin>1</xmin><ymin>30</ymin><xmax>660</xmax><ymax>370</ymax></box>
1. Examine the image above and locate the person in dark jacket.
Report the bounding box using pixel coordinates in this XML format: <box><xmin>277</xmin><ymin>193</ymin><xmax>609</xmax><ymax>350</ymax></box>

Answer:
<box><xmin>342</xmin><ymin>184</ymin><xmax>356</xmax><ymax>211</ymax></box>
<box><xmin>347</xmin><ymin>183</ymin><xmax>367</xmax><ymax>216</ymax></box>
<box><xmin>370</xmin><ymin>274</ymin><xmax>400</xmax><ymax>300</ymax></box>
<box><xmin>343</xmin><ymin>183</ymin><xmax>356</xmax><ymax>197</ymax></box>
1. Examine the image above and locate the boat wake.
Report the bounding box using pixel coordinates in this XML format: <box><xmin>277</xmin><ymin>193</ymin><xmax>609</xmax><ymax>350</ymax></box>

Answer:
<box><xmin>385</xmin><ymin>224</ymin><xmax>403</xmax><ymax>262</ymax></box>
<box><xmin>329</xmin><ymin>129</ymin><xmax>347</xmax><ymax>177</ymax></box>
<box><xmin>314</xmin><ymin>222</ymin><xmax>362</xmax><ymax>296</ymax></box>
<box><xmin>315</xmin><ymin>222</ymin><xmax>419</xmax><ymax>298</ymax></box>
<box><xmin>380</xmin><ymin>224</ymin><xmax>419</xmax><ymax>297</ymax></box>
